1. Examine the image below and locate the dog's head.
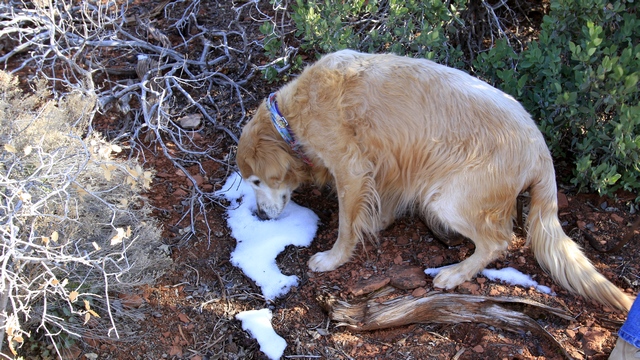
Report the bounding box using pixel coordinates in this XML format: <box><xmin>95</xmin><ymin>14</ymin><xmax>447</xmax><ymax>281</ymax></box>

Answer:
<box><xmin>237</xmin><ymin>103</ymin><xmax>306</xmax><ymax>220</ymax></box>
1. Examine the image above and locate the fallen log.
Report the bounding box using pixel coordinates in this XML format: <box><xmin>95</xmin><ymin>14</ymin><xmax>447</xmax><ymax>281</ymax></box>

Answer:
<box><xmin>318</xmin><ymin>287</ymin><xmax>574</xmax><ymax>359</ymax></box>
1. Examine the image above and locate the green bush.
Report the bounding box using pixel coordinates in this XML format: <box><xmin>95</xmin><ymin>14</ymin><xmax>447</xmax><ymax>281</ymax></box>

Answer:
<box><xmin>499</xmin><ymin>0</ymin><xmax>639</xmax><ymax>196</ymax></box>
<box><xmin>291</xmin><ymin>0</ymin><xmax>467</xmax><ymax>67</ymax></box>
<box><xmin>281</xmin><ymin>0</ymin><xmax>640</xmax><ymax>198</ymax></box>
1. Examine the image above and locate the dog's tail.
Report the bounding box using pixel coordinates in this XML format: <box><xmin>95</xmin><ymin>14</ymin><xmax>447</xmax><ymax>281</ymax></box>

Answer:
<box><xmin>527</xmin><ymin>164</ymin><xmax>633</xmax><ymax>312</ymax></box>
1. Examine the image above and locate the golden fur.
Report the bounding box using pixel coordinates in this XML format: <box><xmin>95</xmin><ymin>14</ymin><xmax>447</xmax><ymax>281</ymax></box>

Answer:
<box><xmin>237</xmin><ymin>50</ymin><xmax>633</xmax><ymax>312</ymax></box>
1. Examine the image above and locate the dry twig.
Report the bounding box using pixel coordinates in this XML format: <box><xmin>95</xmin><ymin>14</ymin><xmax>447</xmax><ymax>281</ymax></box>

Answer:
<box><xmin>319</xmin><ymin>287</ymin><xmax>574</xmax><ymax>359</ymax></box>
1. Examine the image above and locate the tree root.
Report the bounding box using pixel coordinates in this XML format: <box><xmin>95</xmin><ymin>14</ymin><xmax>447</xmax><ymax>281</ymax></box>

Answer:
<box><xmin>318</xmin><ymin>287</ymin><xmax>574</xmax><ymax>359</ymax></box>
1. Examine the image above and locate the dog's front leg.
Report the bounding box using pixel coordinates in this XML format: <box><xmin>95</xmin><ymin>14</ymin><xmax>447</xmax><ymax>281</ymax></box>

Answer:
<box><xmin>309</xmin><ymin>176</ymin><xmax>377</xmax><ymax>272</ymax></box>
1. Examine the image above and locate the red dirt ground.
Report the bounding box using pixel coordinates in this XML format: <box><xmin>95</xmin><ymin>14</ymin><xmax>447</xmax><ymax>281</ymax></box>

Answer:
<box><xmin>75</xmin><ymin>120</ymin><xmax>639</xmax><ymax>360</ymax></box>
<box><xmin>8</xmin><ymin>1</ymin><xmax>638</xmax><ymax>359</ymax></box>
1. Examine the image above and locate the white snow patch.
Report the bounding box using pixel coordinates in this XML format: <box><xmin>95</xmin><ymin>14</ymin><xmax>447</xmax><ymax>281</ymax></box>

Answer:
<box><xmin>217</xmin><ymin>172</ymin><xmax>321</xmax><ymax>359</ymax></box>
<box><xmin>425</xmin><ymin>265</ymin><xmax>554</xmax><ymax>294</ymax></box>
<box><xmin>235</xmin><ymin>309</ymin><xmax>287</xmax><ymax>360</ymax></box>
<box><xmin>481</xmin><ymin>267</ymin><xmax>554</xmax><ymax>294</ymax></box>
<box><xmin>215</xmin><ymin>172</ymin><xmax>319</xmax><ymax>300</ymax></box>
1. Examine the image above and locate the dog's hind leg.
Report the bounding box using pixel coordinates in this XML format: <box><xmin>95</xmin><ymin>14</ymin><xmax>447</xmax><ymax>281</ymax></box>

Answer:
<box><xmin>428</xmin><ymin>193</ymin><xmax>514</xmax><ymax>289</ymax></box>
<box><xmin>433</xmin><ymin>234</ymin><xmax>509</xmax><ymax>289</ymax></box>
<box><xmin>309</xmin><ymin>172</ymin><xmax>380</xmax><ymax>272</ymax></box>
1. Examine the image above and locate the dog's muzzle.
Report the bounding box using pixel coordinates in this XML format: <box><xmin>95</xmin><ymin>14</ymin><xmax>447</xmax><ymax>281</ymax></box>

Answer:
<box><xmin>255</xmin><ymin>207</ymin><xmax>270</xmax><ymax>221</ymax></box>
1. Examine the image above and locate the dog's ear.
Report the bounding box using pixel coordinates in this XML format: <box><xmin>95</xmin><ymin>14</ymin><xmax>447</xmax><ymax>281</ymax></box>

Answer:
<box><xmin>237</xmin><ymin>105</ymin><xmax>272</xmax><ymax>178</ymax></box>
<box><xmin>256</xmin><ymin>140</ymin><xmax>296</xmax><ymax>185</ymax></box>
<box><xmin>236</xmin><ymin>127</ymin><xmax>257</xmax><ymax>179</ymax></box>
<box><xmin>237</xmin><ymin>103</ymin><xmax>310</xmax><ymax>188</ymax></box>
<box><xmin>237</xmin><ymin>114</ymin><xmax>294</xmax><ymax>183</ymax></box>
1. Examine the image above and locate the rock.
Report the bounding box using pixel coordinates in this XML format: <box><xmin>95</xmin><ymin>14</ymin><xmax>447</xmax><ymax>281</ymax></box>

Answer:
<box><xmin>173</xmin><ymin>188</ymin><xmax>188</xmax><ymax>197</ymax></box>
<box><xmin>581</xmin><ymin>328</ymin><xmax>610</xmax><ymax>357</ymax></box>
<box><xmin>429</xmin><ymin>255</ymin><xmax>444</xmax><ymax>267</ymax></box>
<box><xmin>168</xmin><ymin>345</ymin><xmax>183</xmax><ymax>357</ymax></box>
<box><xmin>611</xmin><ymin>213</ymin><xmax>624</xmax><ymax>224</ymax></box>
<box><xmin>350</xmin><ymin>275</ymin><xmax>390</xmax><ymax>296</ymax></box>
<box><xmin>189</xmin><ymin>174</ymin><xmax>204</xmax><ymax>187</ymax></box>
<box><xmin>178</xmin><ymin>114</ymin><xmax>202</xmax><ymax>129</ymax></box>
<box><xmin>557</xmin><ymin>192</ymin><xmax>569</xmax><ymax>209</ymax></box>
<box><xmin>202</xmin><ymin>184</ymin><xmax>213</xmax><ymax>192</ymax></box>
<box><xmin>155</xmin><ymin>172</ymin><xmax>173</xmax><ymax>178</ymax></box>
<box><xmin>387</xmin><ymin>265</ymin><xmax>427</xmax><ymax>290</ymax></box>
<box><xmin>458</xmin><ymin>281</ymin><xmax>480</xmax><ymax>294</ymax></box>
<box><xmin>411</xmin><ymin>287</ymin><xmax>427</xmax><ymax>297</ymax></box>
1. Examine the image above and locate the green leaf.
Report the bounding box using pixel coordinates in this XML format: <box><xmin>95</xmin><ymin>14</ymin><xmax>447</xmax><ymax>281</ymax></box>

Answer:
<box><xmin>625</xmin><ymin>74</ymin><xmax>638</xmax><ymax>90</ymax></box>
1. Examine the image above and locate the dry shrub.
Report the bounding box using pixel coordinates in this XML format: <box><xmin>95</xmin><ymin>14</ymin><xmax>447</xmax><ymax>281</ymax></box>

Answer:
<box><xmin>0</xmin><ymin>71</ymin><xmax>170</xmax><ymax>357</ymax></box>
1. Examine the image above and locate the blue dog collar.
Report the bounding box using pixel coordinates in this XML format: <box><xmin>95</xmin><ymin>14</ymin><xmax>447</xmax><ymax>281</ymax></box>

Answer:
<box><xmin>266</xmin><ymin>93</ymin><xmax>313</xmax><ymax>166</ymax></box>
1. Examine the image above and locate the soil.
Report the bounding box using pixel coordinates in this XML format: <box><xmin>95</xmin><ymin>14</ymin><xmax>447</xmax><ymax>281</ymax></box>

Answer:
<box><xmin>87</xmin><ymin>180</ymin><xmax>638</xmax><ymax>360</ymax></box>
<box><xmin>7</xmin><ymin>1</ymin><xmax>639</xmax><ymax>359</ymax></box>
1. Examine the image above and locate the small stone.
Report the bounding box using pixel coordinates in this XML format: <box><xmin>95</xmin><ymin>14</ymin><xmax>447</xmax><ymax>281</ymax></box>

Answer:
<box><xmin>189</xmin><ymin>174</ymin><xmax>204</xmax><ymax>187</ymax></box>
<box><xmin>155</xmin><ymin>172</ymin><xmax>172</xmax><ymax>178</ymax></box>
<box><xmin>473</xmin><ymin>345</ymin><xmax>484</xmax><ymax>353</ymax></box>
<box><xmin>350</xmin><ymin>275</ymin><xmax>390</xmax><ymax>296</ymax></box>
<box><xmin>557</xmin><ymin>192</ymin><xmax>569</xmax><ymax>209</ymax></box>
<box><xmin>611</xmin><ymin>213</ymin><xmax>624</xmax><ymax>223</ymax></box>
<box><xmin>387</xmin><ymin>265</ymin><xmax>427</xmax><ymax>290</ymax></box>
<box><xmin>430</xmin><ymin>255</ymin><xmax>444</xmax><ymax>267</ymax></box>
<box><xmin>581</xmin><ymin>328</ymin><xmax>610</xmax><ymax>356</ymax></box>
<box><xmin>411</xmin><ymin>287</ymin><xmax>427</xmax><ymax>297</ymax></box>
<box><xmin>458</xmin><ymin>281</ymin><xmax>480</xmax><ymax>294</ymax></box>
<box><xmin>168</xmin><ymin>345</ymin><xmax>183</xmax><ymax>357</ymax></box>
<box><xmin>173</xmin><ymin>188</ymin><xmax>188</xmax><ymax>197</ymax></box>
<box><xmin>178</xmin><ymin>114</ymin><xmax>202</xmax><ymax>129</ymax></box>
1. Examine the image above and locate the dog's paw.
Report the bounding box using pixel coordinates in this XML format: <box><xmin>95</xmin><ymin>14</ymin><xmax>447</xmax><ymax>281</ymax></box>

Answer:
<box><xmin>432</xmin><ymin>265</ymin><xmax>469</xmax><ymax>289</ymax></box>
<box><xmin>308</xmin><ymin>251</ymin><xmax>344</xmax><ymax>272</ymax></box>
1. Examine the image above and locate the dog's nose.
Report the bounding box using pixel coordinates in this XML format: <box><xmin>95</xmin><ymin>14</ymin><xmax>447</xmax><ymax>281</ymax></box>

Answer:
<box><xmin>255</xmin><ymin>208</ymin><xmax>270</xmax><ymax>221</ymax></box>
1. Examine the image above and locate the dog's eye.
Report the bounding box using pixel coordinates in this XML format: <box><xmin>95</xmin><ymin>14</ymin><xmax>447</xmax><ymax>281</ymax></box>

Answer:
<box><xmin>252</xmin><ymin>179</ymin><xmax>261</xmax><ymax>186</ymax></box>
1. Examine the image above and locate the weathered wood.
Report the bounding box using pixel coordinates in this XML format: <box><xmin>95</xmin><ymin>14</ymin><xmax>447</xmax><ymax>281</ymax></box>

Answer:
<box><xmin>318</xmin><ymin>287</ymin><xmax>574</xmax><ymax>359</ymax></box>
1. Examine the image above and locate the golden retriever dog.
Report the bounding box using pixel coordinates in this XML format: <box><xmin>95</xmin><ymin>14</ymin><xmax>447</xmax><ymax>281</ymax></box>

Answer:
<box><xmin>236</xmin><ymin>50</ymin><xmax>632</xmax><ymax>312</ymax></box>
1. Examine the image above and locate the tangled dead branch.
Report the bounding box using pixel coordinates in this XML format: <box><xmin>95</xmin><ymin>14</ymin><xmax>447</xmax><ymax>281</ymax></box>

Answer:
<box><xmin>319</xmin><ymin>287</ymin><xmax>575</xmax><ymax>359</ymax></box>
<box><xmin>1</xmin><ymin>0</ymin><xmax>291</xmax><ymax>245</ymax></box>
<box><xmin>0</xmin><ymin>0</ymin><xmax>295</xmax><ymax>355</ymax></box>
